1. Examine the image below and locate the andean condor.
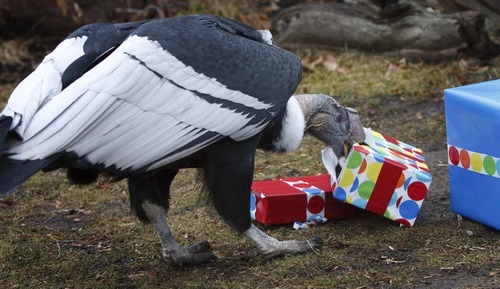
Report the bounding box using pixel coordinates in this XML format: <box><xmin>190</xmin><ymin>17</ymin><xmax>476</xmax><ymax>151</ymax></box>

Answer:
<box><xmin>0</xmin><ymin>15</ymin><xmax>365</xmax><ymax>266</ymax></box>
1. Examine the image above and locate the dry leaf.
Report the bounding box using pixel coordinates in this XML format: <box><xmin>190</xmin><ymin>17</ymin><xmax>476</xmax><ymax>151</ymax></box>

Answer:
<box><xmin>322</xmin><ymin>53</ymin><xmax>338</xmax><ymax>72</ymax></box>
<box><xmin>458</xmin><ymin>59</ymin><xmax>469</xmax><ymax>71</ymax></box>
<box><xmin>310</xmin><ymin>55</ymin><xmax>324</xmax><ymax>68</ymax></box>
<box><xmin>386</xmin><ymin>58</ymin><xmax>406</xmax><ymax>74</ymax></box>
<box><xmin>302</xmin><ymin>55</ymin><xmax>324</xmax><ymax>71</ymax></box>
<box><xmin>127</xmin><ymin>270</ymin><xmax>157</xmax><ymax>279</ymax></box>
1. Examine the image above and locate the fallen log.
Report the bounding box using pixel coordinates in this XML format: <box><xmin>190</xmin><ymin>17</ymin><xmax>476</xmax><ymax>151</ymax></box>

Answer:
<box><xmin>271</xmin><ymin>1</ymin><xmax>500</xmax><ymax>60</ymax></box>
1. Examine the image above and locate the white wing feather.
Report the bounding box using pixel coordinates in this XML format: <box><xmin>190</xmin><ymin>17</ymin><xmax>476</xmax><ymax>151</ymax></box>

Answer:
<box><xmin>5</xmin><ymin>35</ymin><xmax>272</xmax><ymax>172</ymax></box>
<box><xmin>1</xmin><ymin>37</ymin><xmax>88</xmax><ymax>137</ymax></box>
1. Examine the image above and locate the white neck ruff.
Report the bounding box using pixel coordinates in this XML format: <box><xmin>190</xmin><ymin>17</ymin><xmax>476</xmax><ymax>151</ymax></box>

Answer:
<box><xmin>273</xmin><ymin>96</ymin><xmax>305</xmax><ymax>153</ymax></box>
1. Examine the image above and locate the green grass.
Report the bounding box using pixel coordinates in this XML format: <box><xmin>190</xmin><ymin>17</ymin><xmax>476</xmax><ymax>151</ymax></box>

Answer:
<box><xmin>1</xmin><ymin>15</ymin><xmax>499</xmax><ymax>289</ymax></box>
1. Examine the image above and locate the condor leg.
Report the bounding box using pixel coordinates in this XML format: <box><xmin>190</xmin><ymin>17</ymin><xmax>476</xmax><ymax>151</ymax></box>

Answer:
<box><xmin>203</xmin><ymin>136</ymin><xmax>322</xmax><ymax>257</ymax></box>
<box><xmin>128</xmin><ymin>170</ymin><xmax>217</xmax><ymax>266</ymax></box>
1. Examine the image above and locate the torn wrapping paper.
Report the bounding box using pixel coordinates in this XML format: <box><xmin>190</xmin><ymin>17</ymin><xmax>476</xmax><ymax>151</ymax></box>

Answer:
<box><xmin>445</xmin><ymin>80</ymin><xmax>500</xmax><ymax>230</ymax></box>
<box><xmin>293</xmin><ymin>216</ymin><xmax>328</xmax><ymax>230</ymax></box>
<box><xmin>323</xmin><ymin>128</ymin><xmax>432</xmax><ymax>227</ymax></box>
<box><xmin>250</xmin><ymin>175</ymin><xmax>358</xmax><ymax>226</ymax></box>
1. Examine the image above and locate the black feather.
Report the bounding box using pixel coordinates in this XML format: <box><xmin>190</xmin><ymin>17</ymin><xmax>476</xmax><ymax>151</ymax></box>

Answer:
<box><xmin>0</xmin><ymin>116</ymin><xmax>12</xmax><ymax>152</ymax></box>
<box><xmin>200</xmin><ymin>134</ymin><xmax>262</xmax><ymax>232</ymax></box>
<box><xmin>66</xmin><ymin>168</ymin><xmax>100</xmax><ymax>185</ymax></box>
<box><xmin>0</xmin><ymin>157</ymin><xmax>55</xmax><ymax>196</ymax></box>
<box><xmin>128</xmin><ymin>169</ymin><xmax>178</xmax><ymax>222</ymax></box>
<box><xmin>258</xmin><ymin>109</ymin><xmax>287</xmax><ymax>153</ymax></box>
<box><xmin>61</xmin><ymin>20</ymin><xmax>151</xmax><ymax>89</ymax></box>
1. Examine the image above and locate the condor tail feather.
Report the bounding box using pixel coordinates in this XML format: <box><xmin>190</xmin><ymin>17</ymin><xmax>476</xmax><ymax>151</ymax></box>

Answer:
<box><xmin>0</xmin><ymin>116</ymin><xmax>12</xmax><ymax>154</ymax></box>
<box><xmin>0</xmin><ymin>157</ymin><xmax>54</xmax><ymax>196</ymax></box>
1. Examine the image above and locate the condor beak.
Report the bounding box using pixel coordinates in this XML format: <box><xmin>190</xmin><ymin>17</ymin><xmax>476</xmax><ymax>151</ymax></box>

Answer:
<box><xmin>342</xmin><ymin>140</ymin><xmax>352</xmax><ymax>157</ymax></box>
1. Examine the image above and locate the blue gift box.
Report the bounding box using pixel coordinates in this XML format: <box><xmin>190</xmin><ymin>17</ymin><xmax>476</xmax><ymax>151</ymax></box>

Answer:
<box><xmin>444</xmin><ymin>79</ymin><xmax>500</xmax><ymax>230</ymax></box>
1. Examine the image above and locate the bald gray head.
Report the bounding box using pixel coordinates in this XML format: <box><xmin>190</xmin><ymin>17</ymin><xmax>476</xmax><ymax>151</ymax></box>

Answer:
<box><xmin>294</xmin><ymin>93</ymin><xmax>365</xmax><ymax>158</ymax></box>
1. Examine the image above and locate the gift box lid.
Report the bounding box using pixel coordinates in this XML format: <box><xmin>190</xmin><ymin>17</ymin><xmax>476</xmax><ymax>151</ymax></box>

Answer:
<box><xmin>445</xmin><ymin>79</ymin><xmax>500</xmax><ymax>104</ymax></box>
<box><xmin>445</xmin><ymin>79</ymin><xmax>500</xmax><ymax>157</ymax></box>
<box><xmin>251</xmin><ymin>175</ymin><xmax>331</xmax><ymax>197</ymax></box>
<box><xmin>363</xmin><ymin>129</ymin><xmax>429</xmax><ymax>174</ymax></box>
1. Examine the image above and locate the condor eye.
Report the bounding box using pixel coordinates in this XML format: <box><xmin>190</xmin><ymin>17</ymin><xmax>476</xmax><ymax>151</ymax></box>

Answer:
<box><xmin>335</xmin><ymin>114</ymin><xmax>343</xmax><ymax>123</ymax></box>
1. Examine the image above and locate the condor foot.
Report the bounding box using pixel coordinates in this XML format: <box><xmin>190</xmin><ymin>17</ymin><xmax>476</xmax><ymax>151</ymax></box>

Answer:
<box><xmin>163</xmin><ymin>240</ymin><xmax>218</xmax><ymax>266</ymax></box>
<box><xmin>261</xmin><ymin>235</ymin><xmax>323</xmax><ymax>258</ymax></box>
<box><xmin>245</xmin><ymin>224</ymin><xmax>322</xmax><ymax>258</ymax></box>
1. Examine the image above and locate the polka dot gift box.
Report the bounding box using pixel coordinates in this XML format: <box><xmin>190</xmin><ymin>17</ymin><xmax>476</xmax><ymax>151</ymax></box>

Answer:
<box><xmin>445</xmin><ymin>79</ymin><xmax>500</xmax><ymax>230</ymax></box>
<box><xmin>250</xmin><ymin>175</ymin><xmax>357</xmax><ymax>226</ymax></box>
<box><xmin>322</xmin><ymin>128</ymin><xmax>432</xmax><ymax>227</ymax></box>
